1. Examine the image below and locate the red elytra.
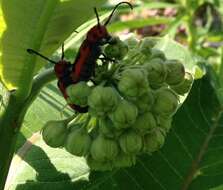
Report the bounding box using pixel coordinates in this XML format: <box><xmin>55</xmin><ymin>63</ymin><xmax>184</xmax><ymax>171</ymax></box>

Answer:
<box><xmin>27</xmin><ymin>2</ymin><xmax>133</xmax><ymax>113</ymax></box>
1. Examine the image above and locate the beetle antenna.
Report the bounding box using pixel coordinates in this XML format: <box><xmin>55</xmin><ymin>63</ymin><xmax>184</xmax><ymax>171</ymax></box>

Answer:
<box><xmin>94</xmin><ymin>7</ymin><xmax>100</xmax><ymax>27</ymax></box>
<box><xmin>104</xmin><ymin>2</ymin><xmax>133</xmax><ymax>26</ymax></box>
<box><xmin>61</xmin><ymin>43</ymin><xmax>65</xmax><ymax>60</ymax></box>
<box><xmin>27</xmin><ymin>49</ymin><xmax>57</xmax><ymax>64</ymax></box>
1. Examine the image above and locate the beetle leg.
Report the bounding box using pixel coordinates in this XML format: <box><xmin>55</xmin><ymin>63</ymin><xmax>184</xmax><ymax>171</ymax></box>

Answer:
<box><xmin>100</xmin><ymin>53</ymin><xmax>116</xmax><ymax>63</ymax></box>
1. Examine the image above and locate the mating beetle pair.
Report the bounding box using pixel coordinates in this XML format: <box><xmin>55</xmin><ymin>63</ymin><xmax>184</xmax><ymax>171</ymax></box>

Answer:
<box><xmin>27</xmin><ymin>2</ymin><xmax>132</xmax><ymax>113</ymax></box>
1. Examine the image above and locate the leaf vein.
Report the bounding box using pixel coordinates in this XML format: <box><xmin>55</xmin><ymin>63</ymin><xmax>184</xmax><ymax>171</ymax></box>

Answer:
<box><xmin>138</xmin><ymin>159</ymin><xmax>167</xmax><ymax>190</ymax></box>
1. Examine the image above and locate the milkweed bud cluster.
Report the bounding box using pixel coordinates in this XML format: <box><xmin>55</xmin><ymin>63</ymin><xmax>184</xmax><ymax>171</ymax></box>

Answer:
<box><xmin>42</xmin><ymin>36</ymin><xmax>193</xmax><ymax>171</ymax></box>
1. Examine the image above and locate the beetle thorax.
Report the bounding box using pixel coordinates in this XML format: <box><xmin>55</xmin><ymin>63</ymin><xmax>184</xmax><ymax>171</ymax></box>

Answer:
<box><xmin>86</xmin><ymin>25</ymin><xmax>110</xmax><ymax>44</ymax></box>
<box><xmin>54</xmin><ymin>60</ymin><xmax>71</xmax><ymax>78</ymax></box>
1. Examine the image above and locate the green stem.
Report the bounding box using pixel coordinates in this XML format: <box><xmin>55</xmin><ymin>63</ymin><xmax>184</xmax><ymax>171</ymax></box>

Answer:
<box><xmin>184</xmin><ymin>0</ymin><xmax>199</xmax><ymax>52</ymax></box>
<box><xmin>186</xmin><ymin>14</ymin><xmax>197</xmax><ymax>51</ymax></box>
<box><xmin>18</xmin><ymin>68</ymin><xmax>56</xmax><ymax>124</ymax></box>
<box><xmin>218</xmin><ymin>47</ymin><xmax>223</xmax><ymax>87</ymax></box>
<box><xmin>82</xmin><ymin>114</ymin><xmax>91</xmax><ymax>129</ymax></box>
<box><xmin>0</xmin><ymin>93</ymin><xmax>26</xmax><ymax>190</ymax></box>
<box><xmin>0</xmin><ymin>68</ymin><xmax>56</xmax><ymax>190</ymax></box>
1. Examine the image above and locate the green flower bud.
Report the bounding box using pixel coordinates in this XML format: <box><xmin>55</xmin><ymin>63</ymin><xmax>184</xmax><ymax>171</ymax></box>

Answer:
<box><xmin>139</xmin><ymin>38</ymin><xmax>156</xmax><ymax>57</ymax></box>
<box><xmin>88</xmin><ymin>86</ymin><xmax>119</xmax><ymax>116</ymax></box>
<box><xmin>87</xmin><ymin>156</ymin><xmax>113</xmax><ymax>171</ymax></box>
<box><xmin>156</xmin><ymin>115</ymin><xmax>172</xmax><ymax>132</ymax></box>
<box><xmin>171</xmin><ymin>72</ymin><xmax>193</xmax><ymax>95</ymax></box>
<box><xmin>98</xmin><ymin>118</ymin><xmax>123</xmax><ymax>139</ymax></box>
<box><xmin>150</xmin><ymin>49</ymin><xmax>166</xmax><ymax>60</ymax></box>
<box><xmin>165</xmin><ymin>59</ymin><xmax>185</xmax><ymax>85</ymax></box>
<box><xmin>104</xmin><ymin>38</ymin><xmax>128</xmax><ymax>60</ymax></box>
<box><xmin>133</xmin><ymin>112</ymin><xmax>156</xmax><ymax>134</ymax></box>
<box><xmin>90</xmin><ymin>135</ymin><xmax>119</xmax><ymax>161</ymax></box>
<box><xmin>65</xmin><ymin>128</ymin><xmax>91</xmax><ymax>156</ymax></box>
<box><xmin>132</xmin><ymin>90</ymin><xmax>154</xmax><ymax>113</ymax></box>
<box><xmin>109</xmin><ymin>100</ymin><xmax>138</xmax><ymax>129</ymax></box>
<box><xmin>66</xmin><ymin>82</ymin><xmax>91</xmax><ymax>106</ymax></box>
<box><xmin>124</xmin><ymin>36</ymin><xmax>139</xmax><ymax>49</ymax></box>
<box><xmin>143</xmin><ymin>128</ymin><xmax>165</xmax><ymax>153</ymax></box>
<box><xmin>119</xmin><ymin>130</ymin><xmax>142</xmax><ymax>154</ymax></box>
<box><xmin>113</xmin><ymin>153</ymin><xmax>136</xmax><ymax>168</ymax></box>
<box><xmin>153</xmin><ymin>87</ymin><xmax>179</xmax><ymax>117</ymax></box>
<box><xmin>143</xmin><ymin>58</ymin><xmax>167</xmax><ymax>85</ymax></box>
<box><xmin>98</xmin><ymin>118</ymin><xmax>116</xmax><ymax>138</ymax></box>
<box><xmin>42</xmin><ymin>120</ymin><xmax>68</xmax><ymax>148</ymax></box>
<box><xmin>118</xmin><ymin>69</ymin><xmax>149</xmax><ymax>98</ymax></box>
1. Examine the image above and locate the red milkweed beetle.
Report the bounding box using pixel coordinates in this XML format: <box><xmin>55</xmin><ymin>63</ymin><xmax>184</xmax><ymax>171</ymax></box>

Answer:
<box><xmin>27</xmin><ymin>1</ymin><xmax>133</xmax><ymax>113</ymax></box>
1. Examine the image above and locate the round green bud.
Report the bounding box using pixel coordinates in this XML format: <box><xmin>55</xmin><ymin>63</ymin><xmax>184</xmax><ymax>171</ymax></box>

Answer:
<box><xmin>88</xmin><ymin>86</ymin><xmax>119</xmax><ymax>116</ymax></box>
<box><xmin>90</xmin><ymin>135</ymin><xmax>119</xmax><ymax>162</ymax></box>
<box><xmin>113</xmin><ymin>153</ymin><xmax>136</xmax><ymax>168</ymax></box>
<box><xmin>150</xmin><ymin>49</ymin><xmax>166</xmax><ymax>60</ymax></box>
<box><xmin>153</xmin><ymin>87</ymin><xmax>179</xmax><ymax>117</ymax></box>
<box><xmin>139</xmin><ymin>38</ymin><xmax>156</xmax><ymax>57</ymax></box>
<box><xmin>118</xmin><ymin>69</ymin><xmax>149</xmax><ymax>98</ymax></box>
<box><xmin>42</xmin><ymin>120</ymin><xmax>68</xmax><ymax>148</ymax></box>
<box><xmin>124</xmin><ymin>36</ymin><xmax>139</xmax><ymax>49</ymax></box>
<box><xmin>143</xmin><ymin>58</ymin><xmax>167</xmax><ymax>85</ymax></box>
<box><xmin>98</xmin><ymin>118</ymin><xmax>116</xmax><ymax>138</ymax></box>
<box><xmin>109</xmin><ymin>100</ymin><xmax>138</xmax><ymax>129</ymax></box>
<box><xmin>98</xmin><ymin>118</ymin><xmax>124</xmax><ymax>139</ymax></box>
<box><xmin>171</xmin><ymin>72</ymin><xmax>193</xmax><ymax>95</ymax></box>
<box><xmin>133</xmin><ymin>112</ymin><xmax>156</xmax><ymax>134</ymax></box>
<box><xmin>104</xmin><ymin>38</ymin><xmax>128</xmax><ymax>60</ymax></box>
<box><xmin>143</xmin><ymin>128</ymin><xmax>165</xmax><ymax>153</ymax></box>
<box><xmin>66</xmin><ymin>82</ymin><xmax>91</xmax><ymax>106</ymax></box>
<box><xmin>86</xmin><ymin>156</ymin><xmax>113</xmax><ymax>171</ymax></box>
<box><xmin>119</xmin><ymin>130</ymin><xmax>142</xmax><ymax>154</ymax></box>
<box><xmin>132</xmin><ymin>90</ymin><xmax>154</xmax><ymax>114</ymax></box>
<box><xmin>65</xmin><ymin>128</ymin><xmax>91</xmax><ymax>157</ymax></box>
<box><xmin>156</xmin><ymin>115</ymin><xmax>172</xmax><ymax>132</ymax></box>
<box><xmin>165</xmin><ymin>59</ymin><xmax>185</xmax><ymax>85</ymax></box>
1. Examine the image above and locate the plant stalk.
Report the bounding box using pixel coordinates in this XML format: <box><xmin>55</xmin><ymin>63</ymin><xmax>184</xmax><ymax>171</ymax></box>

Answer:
<box><xmin>0</xmin><ymin>93</ymin><xmax>25</xmax><ymax>190</ymax></box>
<box><xmin>0</xmin><ymin>68</ymin><xmax>56</xmax><ymax>190</ymax></box>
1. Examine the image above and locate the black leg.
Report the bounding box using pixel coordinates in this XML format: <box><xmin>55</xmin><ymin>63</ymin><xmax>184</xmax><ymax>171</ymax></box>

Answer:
<box><xmin>100</xmin><ymin>53</ymin><xmax>116</xmax><ymax>63</ymax></box>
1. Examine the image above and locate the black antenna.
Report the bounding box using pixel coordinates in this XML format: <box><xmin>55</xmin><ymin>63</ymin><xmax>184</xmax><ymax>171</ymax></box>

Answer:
<box><xmin>27</xmin><ymin>49</ymin><xmax>57</xmax><ymax>64</ymax></box>
<box><xmin>94</xmin><ymin>7</ymin><xmax>100</xmax><ymax>27</ymax></box>
<box><xmin>61</xmin><ymin>43</ymin><xmax>64</xmax><ymax>60</ymax></box>
<box><xmin>104</xmin><ymin>1</ymin><xmax>133</xmax><ymax>26</ymax></box>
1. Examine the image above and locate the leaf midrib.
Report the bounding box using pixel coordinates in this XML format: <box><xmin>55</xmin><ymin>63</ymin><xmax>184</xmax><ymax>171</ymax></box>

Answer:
<box><xmin>16</xmin><ymin>0</ymin><xmax>59</xmax><ymax>101</ymax></box>
<box><xmin>181</xmin><ymin>108</ymin><xmax>223</xmax><ymax>189</ymax></box>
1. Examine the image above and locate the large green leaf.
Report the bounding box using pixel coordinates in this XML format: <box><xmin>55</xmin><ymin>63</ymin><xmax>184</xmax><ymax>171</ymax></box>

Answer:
<box><xmin>7</xmin><ymin>75</ymin><xmax>223</xmax><ymax>190</ymax></box>
<box><xmin>0</xmin><ymin>0</ymin><xmax>106</xmax><ymax>91</ymax></box>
